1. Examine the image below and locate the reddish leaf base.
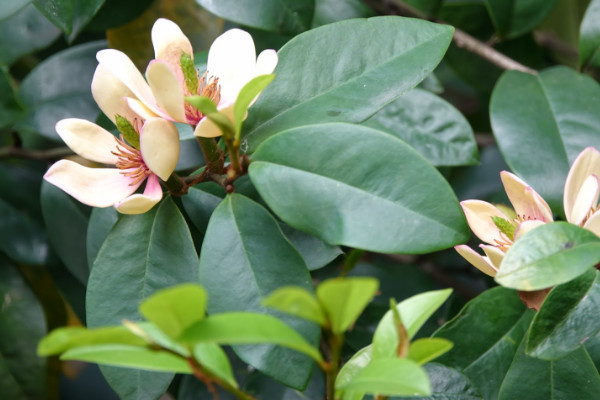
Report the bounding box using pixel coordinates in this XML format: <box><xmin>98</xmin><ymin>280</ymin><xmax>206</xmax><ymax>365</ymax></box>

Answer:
<box><xmin>518</xmin><ymin>288</ymin><xmax>552</xmax><ymax>311</ymax></box>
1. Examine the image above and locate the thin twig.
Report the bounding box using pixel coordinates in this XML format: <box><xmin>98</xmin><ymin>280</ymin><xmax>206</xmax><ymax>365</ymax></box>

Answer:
<box><xmin>0</xmin><ymin>146</ymin><xmax>73</xmax><ymax>161</ymax></box>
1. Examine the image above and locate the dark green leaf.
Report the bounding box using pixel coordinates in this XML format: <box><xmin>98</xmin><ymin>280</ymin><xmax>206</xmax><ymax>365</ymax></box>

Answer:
<box><xmin>243</xmin><ymin>17</ymin><xmax>454</xmax><ymax>150</ymax></box>
<box><xmin>580</xmin><ymin>0</ymin><xmax>600</xmax><ymax>69</ymax></box>
<box><xmin>195</xmin><ymin>0</ymin><xmax>313</xmax><ymax>34</ymax></box>
<box><xmin>0</xmin><ymin>0</ymin><xmax>29</xmax><ymax>19</ymax></box>
<box><xmin>0</xmin><ymin>197</ymin><xmax>47</xmax><ymax>265</ymax></box>
<box><xmin>402</xmin><ymin>363</ymin><xmax>482</xmax><ymax>400</ymax></box>
<box><xmin>41</xmin><ymin>181</ymin><xmax>89</xmax><ymax>285</ymax></box>
<box><xmin>0</xmin><ymin>69</ymin><xmax>24</xmax><ymax>126</ymax></box>
<box><xmin>311</xmin><ymin>0</ymin><xmax>374</xmax><ymax>27</ymax></box>
<box><xmin>16</xmin><ymin>41</ymin><xmax>105</xmax><ymax>141</ymax></box>
<box><xmin>527</xmin><ymin>270</ymin><xmax>600</xmax><ymax>359</ymax></box>
<box><xmin>279</xmin><ymin>223</ymin><xmax>342</xmax><ymax>271</ymax></box>
<box><xmin>86</xmin><ymin>207</ymin><xmax>118</xmax><ymax>268</ymax></box>
<box><xmin>363</xmin><ymin>88</ymin><xmax>478</xmax><ymax>167</ymax></box>
<box><xmin>199</xmin><ymin>194</ymin><xmax>319</xmax><ymax>389</ymax></box>
<box><xmin>33</xmin><ymin>0</ymin><xmax>105</xmax><ymax>39</ymax></box>
<box><xmin>490</xmin><ymin>67</ymin><xmax>600</xmax><ymax>211</ymax></box>
<box><xmin>249</xmin><ymin>123</ymin><xmax>468</xmax><ymax>253</ymax></box>
<box><xmin>262</xmin><ymin>286</ymin><xmax>326</xmax><ymax>325</ymax></box>
<box><xmin>181</xmin><ymin>184</ymin><xmax>224</xmax><ymax>233</ymax></box>
<box><xmin>484</xmin><ymin>0</ymin><xmax>559</xmax><ymax>38</ymax></box>
<box><xmin>87</xmin><ymin>197</ymin><xmax>198</xmax><ymax>400</ymax></box>
<box><xmin>85</xmin><ymin>0</ymin><xmax>154</xmax><ymax>31</ymax></box>
<box><xmin>496</xmin><ymin>222</ymin><xmax>600</xmax><ymax>290</ymax></box>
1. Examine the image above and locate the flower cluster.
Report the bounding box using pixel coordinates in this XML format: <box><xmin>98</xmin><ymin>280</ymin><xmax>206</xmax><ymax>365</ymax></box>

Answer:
<box><xmin>44</xmin><ymin>19</ymin><xmax>277</xmax><ymax>214</ymax></box>
<box><xmin>456</xmin><ymin>147</ymin><xmax>600</xmax><ymax>277</ymax></box>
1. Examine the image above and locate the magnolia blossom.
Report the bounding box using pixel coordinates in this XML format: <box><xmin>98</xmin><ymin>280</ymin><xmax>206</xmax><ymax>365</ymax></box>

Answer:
<box><xmin>563</xmin><ymin>147</ymin><xmax>600</xmax><ymax>235</ymax></box>
<box><xmin>94</xmin><ymin>18</ymin><xmax>278</xmax><ymax>138</ymax></box>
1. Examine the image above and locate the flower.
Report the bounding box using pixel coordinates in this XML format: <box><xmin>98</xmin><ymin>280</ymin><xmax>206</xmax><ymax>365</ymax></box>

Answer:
<box><xmin>94</xmin><ymin>18</ymin><xmax>278</xmax><ymax>138</ymax></box>
<box><xmin>454</xmin><ymin>171</ymin><xmax>553</xmax><ymax>277</ymax></box>
<box><xmin>563</xmin><ymin>147</ymin><xmax>600</xmax><ymax>235</ymax></box>
<box><xmin>44</xmin><ymin>116</ymin><xmax>179</xmax><ymax>214</ymax></box>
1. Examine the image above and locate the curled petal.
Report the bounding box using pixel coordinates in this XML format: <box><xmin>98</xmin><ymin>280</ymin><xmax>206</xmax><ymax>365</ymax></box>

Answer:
<box><xmin>570</xmin><ymin>175</ymin><xmax>600</xmax><ymax>226</ymax></box>
<box><xmin>44</xmin><ymin>160</ymin><xmax>140</xmax><ymax>207</ymax></box>
<box><xmin>255</xmin><ymin>49</ymin><xmax>278</xmax><ymax>76</ymax></box>
<box><xmin>193</xmin><ymin>103</ymin><xmax>235</xmax><ymax>138</ymax></box>
<box><xmin>91</xmin><ymin>65</ymin><xmax>138</xmax><ymax>124</ymax></box>
<box><xmin>480</xmin><ymin>245</ymin><xmax>504</xmax><ymax>271</ymax></box>
<box><xmin>151</xmin><ymin>18</ymin><xmax>193</xmax><ymax>81</ymax></box>
<box><xmin>565</xmin><ymin>147</ymin><xmax>600</xmax><ymax>222</ymax></box>
<box><xmin>146</xmin><ymin>60</ymin><xmax>187</xmax><ymax>123</ymax></box>
<box><xmin>455</xmin><ymin>245</ymin><xmax>498</xmax><ymax>277</ymax></box>
<box><xmin>56</xmin><ymin>119</ymin><xmax>119</xmax><ymax>164</ymax></box>
<box><xmin>514</xmin><ymin>220</ymin><xmax>546</xmax><ymax>241</ymax></box>
<box><xmin>126</xmin><ymin>98</ymin><xmax>159</xmax><ymax>120</ymax></box>
<box><xmin>115</xmin><ymin>174</ymin><xmax>162</xmax><ymax>214</ymax></box>
<box><xmin>140</xmin><ymin>118</ymin><xmax>180</xmax><ymax>181</ymax></box>
<box><xmin>501</xmin><ymin>171</ymin><xmax>553</xmax><ymax>222</ymax></box>
<box><xmin>583</xmin><ymin>210</ymin><xmax>600</xmax><ymax>237</ymax></box>
<box><xmin>460</xmin><ymin>200</ymin><xmax>510</xmax><ymax>245</ymax></box>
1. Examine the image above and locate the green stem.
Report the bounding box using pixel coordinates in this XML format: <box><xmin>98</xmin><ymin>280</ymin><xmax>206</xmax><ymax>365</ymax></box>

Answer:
<box><xmin>164</xmin><ymin>173</ymin><xmax>187</xmax><ymax>195</ymax></box>
<box><xmin>225</xmin><ymin>139</ymin><xmax>241</xmax><ymax>175</ymax></box>
<box><xmin>196</xmin><ymin>136</ymin><xmax>224</xmax><ymax>174</ymax></box>
<box><xmin>325</xmin><ymin>332</ymin><xmax>344</xmax><ymax>400</ymax></box>
<box><xmin>340</xmin><ymin>249</ymin><xmax>365</xmax><ymax>277</ymax></box>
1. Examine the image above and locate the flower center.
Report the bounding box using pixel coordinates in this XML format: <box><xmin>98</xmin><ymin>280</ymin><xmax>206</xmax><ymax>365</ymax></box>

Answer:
<box><xmin>111</xmin><ymin>135</ymin><xmax>151</xmax><ymax>186</ymax></box>
<box><xmin>185</xmin><ymin>71</ymin><xmax>222</xmax><ymax>125</ymax></box>
<box><xmin>493</xmin><ymin>214</ymin><xmax>538</xmax><ymax>252</ymax></box>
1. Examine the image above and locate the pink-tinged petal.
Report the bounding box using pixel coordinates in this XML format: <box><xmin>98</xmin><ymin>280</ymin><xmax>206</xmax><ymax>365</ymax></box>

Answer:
<box><xmin>151</xmin><ymin>18</ymin><xmax>193</xmax><ymax>81</ymax></box>
<box><xmin>514</xmin><ymin>220</ymin><xmax>546</xmax><ymax>241</ymax></box>
<box><xmin>570</xmin><ymin>175</ymin><xmax>600</xmax><ymax>226</ymax></box>
<box><xmin>91</xmin><ymin>65</ymin><xmax>138</xmax><ymax>124</ymax></box>
<box><xmin>461</xmin><ymin>199</ymin><xmax>510</xmax><ymax>245</ymax></box>
<box><xmin>140</xmin><ymin>118</ymin><xmax>180</xmax><ymax>181</ymax></box>
<box><xmin>146</xmin><ymin>60</ymin><xmax>187</xmax><ymax>122</ymax></box>
<box><xmin>455</xmin><ymin>245</ymin><xmax>498</xmax><ymax>277</ymax></box>
<box><xmin>565</xmin><ymin>147</ymin><xmax>600</xmax><ymax>222</ymax></box>
<box><xmin>207</xmin><ymin>29</ymin><xmax>256</xmax><ymax>106</ymax></box>
<box><xmin>56</xmin><ymin>119</ymin><xmax>119</xmax><ymax>164</ymax></box>
<box><xmin>44</xmin><ymin>160</ymin><xmax>140</xmax><ymax>207</ymax></box>
<box><xmin>583</xmin><ymin>210</ymin><xmax>600</xmax><ymax>237</ymax></box>
<box><xmin>193</xmin><ymin>103</ymin><xmax>235</xmax><ymax>138</ymax></box>
<box><xmin>480</xmin><ymin>245</ymin><xmax>504</xmax><ymax>271</ymax></box>
<box><xmin>115</xmin><ymin>174</ymin><xmax>162</xmax><ymax>214</ymax></box>
<box><xmin>501</xmin><ymin>171</ymin><xmax>553</xmax><ymax>222</ymax></box>
<box><xmin>125</xmin><ymin>98</ymin><xmax>162</xmax><ymax>120</ymax></box>
<box><xmin>255</xmin><ymin>49</ymin><xmax>278</xmax><ymax>76</ymax></box>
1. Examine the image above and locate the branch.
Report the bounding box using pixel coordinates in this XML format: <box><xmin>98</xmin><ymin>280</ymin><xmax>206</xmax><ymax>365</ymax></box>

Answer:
<box><xmin>362</xmin><ymin>0</ymin><xmax>537</xmax><ymax>74</ymax></box>
<box><xmin>0</xmin><ymin>146</ymin><xmax>73</xmax><ymax>161</ymax></box>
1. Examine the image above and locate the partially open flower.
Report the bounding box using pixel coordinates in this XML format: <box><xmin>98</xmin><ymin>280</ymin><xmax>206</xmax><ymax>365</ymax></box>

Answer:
<box><xmin>563</xmin><ymin>147</ymin><xmax>600</xmax><ymax>235</ymax></box>
<box><xmin>95</xmin><ymin>18</ymin><xmax>278</xmax><ymax>138</ymax></box>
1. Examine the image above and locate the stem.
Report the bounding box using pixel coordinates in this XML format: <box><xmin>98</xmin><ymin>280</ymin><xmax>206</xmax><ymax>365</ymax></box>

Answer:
<box><xmin>325</xmin><ymin>332</ymin><xmax>344</xmax><ymax>400</ymax></box>
<box><xmin>340</xmin><ymin>249</ymin><xmax>365</xmax><ymax>277</ymax></box>
<box><xmin>225</xmin><ymin>139</ymin><xmax>241</xmax><ymax>175</ymax></box>
<box><xmin>196</xmin><ymin>137</ymin><xmax>224</xmax><ymax>174</ymax></box>
<box><xmin>164</xmin><ymin>173</ymin><xmax>188</xmax><ymax>196</ymax></box>
<box><xmin>187</xmin><ymin>358</ymin><xmax>258</xmax><ymax>400</ymax></box>
<box><xmin>0</xmin><ymin>146</ymin><xmax>73</xmax><ymax>161</ymax></box>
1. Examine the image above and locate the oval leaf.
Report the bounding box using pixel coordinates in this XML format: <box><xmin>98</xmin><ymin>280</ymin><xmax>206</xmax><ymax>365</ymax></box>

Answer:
<box><xmin>407</xmin><ymin>338</ymin><xmax>453</xmax><ymax>365</ymax></box>
<box><xmin>579</xmin><ymin>0</ymin><xmax>600</xmax><ymax>69</ymax></box>
<box><xmin>484</xmin><ymin>0</ymin><xmax>559</xmax><ymax>39</ymax></box>
<box><xmin>249</xmin><ymin>123</ymin><xmax>468</xmax><ymax>253</ymax></box>
<box><xmin>262</xmin><ymin>286</ymin><xmax>326</xmax><ymax>325</ymax></box>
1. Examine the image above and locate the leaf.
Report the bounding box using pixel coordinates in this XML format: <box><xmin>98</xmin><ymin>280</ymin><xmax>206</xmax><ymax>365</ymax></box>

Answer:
<box><xmin>363</xmin><ymin>88</ymin><xmax>478</xmax><ymax>167</ymax></box>
<box><xmin>243</xmin><ymin>16</ymin><xmax>454</xmax><ymax>150</ymax></box>
<box><xmin>262</xmin><ymin>286</ymin><xmax>326</xmax><ymax>325</ymax></box>
<box><xmin>371</xmin><ymin>289</ymin><xmax>452</xmax><ymax>360</ymax></box>
<box><xmin>404</xmin><ymin>363</ymin><xmax>482</xmax><ymax>400</ymax></box>
<box><xmin>311</xmin><ymin>0</ymin><xmax>374</xmax><ymax>27</ymax></box>
<box><xmin>279</xmin><ymin>223</ymin><xmax>343</xmax><ymax>271</ymax></box>
<box><xmin>85</xmin><ymin>206</ymin><xmax>118</xmax><ymax>268</ymax></box>
<box><xmin>490</xmin><ymin>66</ymin><xmax>600</xmax><ymax>211</ymax></box>
<box><xmin>38</xmin><ymin>326</ymin><xmax>145</xmax><ymax>356</ymax></box>
<box><xmin>495</xmin><ymin>222</ymin><xmax>600</xmax><ymax>290</ymax></box>
<box><xmin>233</xmin><ymin>74</ymin><xmax>274</xmax><ymax>139</ymax></box>
<box><xmin>16</xmin><ymin>41</ymin><xmax>106</xmax><ymax>141</ymax></box>
<box><xmin>0</xmin><ymin>258</ymin><xmax>47</xmax><ymax>400</ymax></box>
<box><xmin>0</xmin><ymin>69</ymin><xmax>24</xmax><ymax>126</ymax></box>
<box><xmin>336</xmin><ymin>345</ymin><xmax>371</xmax><ymax>400</ymax></box>
<box><xmin>0</xmin><ymin>3</ymin><xmax>60</xmax><ymax>66</ymax></box>
<box><xmin>316</xmin><ymin>277</ymin><xmax>379</xmax><ymax>334</ymax></box>
<box><xmin>193</xmin><ymin>343</ymin><xmax>237</xmax><ymax>388</ymax></box>
<box><xmin>407</xmin><ymin>338</ymin><xmax>453</xmax><ymax>365</ymax></box>
<box><xmin>185</xmin><ymin>96</ymin><xmax>235</xmax><ymax>137</ymax></box>
<box><xmin>86</xmin><ymin>197</ymin><xmax>198</xmax><ymax>400</ymax></box>
<box><xmin>580</xmin><ymin>0</ymin><xmax>600</xmax><ymax>69</ymax></box>
<box><xmin>249</xmin><ymin>123</ymin><xmax>468</xmax><ymax>253</ymax></box>
<box><xmin>33</xmin><ymin>0</ymin><xmax>105</xmax><ymax>39</ymax></box>
<box><xmin>336</xmin><ymin>358</ymin><xmax>430</xmax><ymax>397</ymax></box>
<box><xmin>527</xmin><ymin>270</ymin><xmax>600</xmax><ymax>360</ymax></box>
<box><xmin>0</xmin><ymin>197</ymin><xmax>47</xmax><ymax>265</ymax></box>
<box><xmin>181</xmin><ymin>184</ymin><xmax>225</xmax><ymax>233</ymax></box>
<box><xmin>199</xmin><ymin>193</ymin><xmax>319</xmax><ymax>389</ymax></box>
<box><xmin>179</xmin><ymin>312</ymin><xmax>323</xmax><ymax>363</ymax></box>
<box><xmin>139</xmin><ymin>284</ymin><xmax>207</xmax><ymax>340</ymax></box>
<box><xmin>41</xmin><ymin>181</ymin><xmax>89</xmax><ymax>285</ymax></box>
<box><xmin>195</xmin><ymin>0</ymin><xmax>313</xmax><ymax>34</ymax></box>
<box><xmin>484</xmin><ymin>0</ymin><xmax>559</xmax><ymax>39</ymax></box>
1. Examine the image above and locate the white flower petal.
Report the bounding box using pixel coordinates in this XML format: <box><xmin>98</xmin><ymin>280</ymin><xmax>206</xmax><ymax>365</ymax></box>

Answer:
<box><xmin>140</xmin><ymin>118</ymin><xmax>180</xmax><ymax>181</ymax></box>
<box><xmin>115</xmin><ymin>174</ymin><xmax>162</xmax><ymax>214</ymax></box>
<box><xmin>151</xmin><ymin>18</ymin><xmax>193</xmax><ymax>81</ymax></box>
<box><xmin>193</xmin><ymin>103</ymin><xmax>235</xmax><ymax>138</ymax></box>
<box><xmin>570</xmin><ymin>175</ymin><xmax>600</xmax><ymax>226</ymax></box>
<box><xmin>461</xmin><ymin>200</ymin><xmax>510</xmax><ymax>245</ymax></box>
<box><xmin>255</xmin><ymin>49</ymin><xmax>278</xmax><ymax>76</ymax></box>
<box><xmin>565</xmin><ymin>147</ymin><xmax>600</xmax><ymax>222</ymax></box>
<box><xmin>455</xmin><ymin>245</ymin><xmax>498</xmax><ymax>277</ymax></box>
<box><xmin>146</xmin><ymin>60</ymin><xmax>187</xmax><ymax>123</ymax></box>
<box><xmin>501</xmin><ymin>171</ymin><xmax>553</xmax><ymax>222</ymax></box>
<box><xmin>91</xmin><ymin>65</ymin><xmax>138</xmax><ymax>124</ymax></box>
<box><xmin>56</xmin><ymin>119</ymin><xmax>119</xmax><ymax>164</ymax></box>
<box><xmin>583</xmin><ymin>211</ymin><xmax>600</xmax><ymax>237</ymax></box>
<box><xmin>44</xmin><ymin>160</ymin><xmax>140</xmax><ymax>207</ymax></box>
<box><xmin>125</xmin><ymin>98</ymin><xmax>159</xmax><ymax>120</ymax></box>
<box><xmin>480</xmin><ymin>245</ymin><xmax>504</xmax><ymax>271</ymax></box>
<box><xmin>514</xmin><ymin>220</ymin><xmax>546</xmax><ymax>241</ymax></box>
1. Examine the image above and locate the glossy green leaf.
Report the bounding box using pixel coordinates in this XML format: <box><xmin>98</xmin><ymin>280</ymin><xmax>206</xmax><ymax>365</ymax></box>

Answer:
<box><xmin>490</xmin><ymin>67</ymin><xmax>600</xmax><ymax>211</ymax></box>
<box><xmin>336</xmin><ymin>345</ymin><xmax>371</xmax><ymax>400</ymax></box>
<box><xmin>0</xmin><ymin>69</ymin><xmax>24</xmax><ymax>126</ymax></box>
<box><xmin>124</xmin><ymin>322</ymin><xmax>189</xmax><ymax>357</ymax></box>
<box><xmin>311</xmin><ymin>0</ymin><xmax>374</xmax><ymax>27</ymax></box>
<box><xmin>139</xmin><ymin>284</ymin><xmax>207</xmax><ymax>340</ymax></box>
<box><xmin>0</xmin><ymin>3</ymin><xmax>60</xmax><ymax>66</ymax></box>
<box><xmin>527</xmin><ymin>270</ymin><xmax>600</xmax><ymax>360</ymax></box>
<box><xmin>38</xmin><ymin>325</ymin><xmax>144</xmax><ymax>356</ymax></box>
<box><xmin>434</xmin><ymin>287</ymin><xmax>532</xmax><ymax>400</ymax></box>
<box><xmin>243</xmin><ymin>17</ymin><xmax>454</xmax><ymax>150</ymax></box>
<box><xmin>249</xmin><ymin>124</ymin><xmax>468</xmax><ymax>253</ymax></box>
<box><xmin>16</xmin><ymin>41</ymin><xmax>105</xmax><ymax>141</ymax></box>
<box><xmin>408</xmin><ymin>338</ymin><xmax>453</xmax><ymax>365</ymax></box>
<box><xmin>41</xmin><ymin>181</ymin><xmax>89</xmax><ymax>285</ymax></box>
<box><xmin>263</xmin><ymin>286</ymin><xmax>326</xmax><ymax>325</ymax></box>
<box><xmin>87</xmin><ymin>197</ymin><xmax>198</xmax><ymax>400</ymax></box>
<box><xmin>363</xmin><ymin>88</ymin><xmax>478</xmax><ymax>167</ymax></box>
<box><xmin>0</xmin><ymin>0</ymin><xmax>30</xmax><ymax>19</ymax></box>
<box><xmin>233</xmin><ymin>74</ymin><xmax>274</xmax><ymax>139</ymax></box>
<box><xmin>316</xmin><ymin>277</ymin><xmax>378</xmax><ymax>334</ymax></box>
<box><xmin>336</xmin><ymin>358</ymin><xmax>430</xmax><ymax>397</ymax></box>
<box><xmin>85</xmin><ymin>206</ymin><xmax>118</xmax><ymax>268</ymax></box>
<box><xmin>85</xmin><ymin>0</ymin><xmax>154</xmax><ymax>31</ymax></box>
<box><xmin>33</xmin><ymin>0</ymin><xmax>105</xmax><ymax>39</ymax></box>
<box><xmin>179</xmin><ymin>312</ymin><xmax>323</xmax><ymax>363</ymax></box>
<box><xmin>279</xmin><ymin>223</ymin><xmax>342</xmax><ymax>271</ymax></box>
<box><xmin>181</xmin><ymin>184</ymin><xmax>224</xmax><ymax>233</ymax></box>
<box><xmin>199</xmin><ymin>193</ymin><xmax>319</xmax><ymax>389</ymax></box>
<box><xmin>195</xmin><ymin>0</ymin><xmax>313</xmax><ymax>34</ymax></box>
<box><xmin>484</xmin><ymin>0</ymin><xmax>559</xmax><ymax>39</ymax></box>
<box><xmin>185</xmin><ymin>96</ymin><xmax>235</xmax><ymax>137</ymax></box>
<box><xmin>495</xmin><ymin>222</ymin><xmax>600</xmax><ymax>290</ymax></box>
<box><xmin>0</xmin><ymin>197</ymin><xmax>47</xmax><ymax>265</ymax></box>
<box><xmin>193</xmin><ymin>343</ymin><xmax>237</xmax><ymax>388</ymax></box>
<box><xmin>0</xmin><ymin>259</ymin><xmax>46</xmax><ymax>400</ymax></box>
<box><xmin>579</xmin><ymin>0</ymin><xmax>600</xmax><ymax>68</ymax></box>
<box><xmin>405</xmin><ymin>363</ymin><xmax>482</xmax><ymax>400</ymax></box>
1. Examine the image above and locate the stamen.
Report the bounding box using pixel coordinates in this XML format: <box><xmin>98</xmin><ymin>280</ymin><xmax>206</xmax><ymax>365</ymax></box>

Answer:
<box><xmin>111</xmin><ymin>135</ymin><xmax>151</xmax><ymax>186</ymax></box>
<box><xmin>184</xmin><ymin>70</ymin><xmax>222</xmax><ymax>125</ymax></box>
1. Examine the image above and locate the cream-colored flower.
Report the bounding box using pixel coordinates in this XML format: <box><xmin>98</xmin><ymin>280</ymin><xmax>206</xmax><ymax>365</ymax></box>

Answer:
<box><xmin>95</xmin><ymin>18</ymin><xmax>278</xmax><ymax>138</ymax></box>
<box><xmin>563</xmin><ymin>147</ymin><xmax>600</xmax><ymax>235</ymax></box>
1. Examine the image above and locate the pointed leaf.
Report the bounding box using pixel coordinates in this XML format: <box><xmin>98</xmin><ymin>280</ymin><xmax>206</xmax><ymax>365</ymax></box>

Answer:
<box><xmin>193</xmin><ymin>343</ymin><xmax>237</xmax><ymax>388</ymax></box>
<box><xmin>279</xmin><ymin>223</ymin><xmax>343</xmax><ymax>271</ymax></box>
<box><xmin>38</xmin><ymin>326</ymin><xmax>144</xmax><ymax>356</ymax></box>
<box><xmin>33</xmin><ymin>0</ymin><xmax>105</xmax><ymax>38</ymax></box>
<box><xmin>484</xmin><ymin>0</ymin><xmax>559</xmax><ymax>39</ymax></box>
<box><xmin>233</xmin><ymin>74</ymin><xmax>274</xmax><ymax>139</ymax></box>
<box><xmin>408</xmin><ymin>338</ymin><xmax>453</xmax><ymax>365</ymax></box>
<box><xmin>263</xmin><ymin>286</ymin><xmax>326</xmax><ymax>325</ymax></box>
<box><xmin>579</xmin><ymin>0</ymin><xmax>600</xmax><ymax>69</ymax></box>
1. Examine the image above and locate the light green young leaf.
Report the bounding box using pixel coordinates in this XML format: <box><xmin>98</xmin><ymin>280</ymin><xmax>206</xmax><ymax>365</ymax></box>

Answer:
<box><xmin>194</xmin><ymin>343</ymin><xmax>237</xmax><ymax>388</ymax></box>
<box><xmin>123</xmin><ymin>321</ymin><xmax>190</xmax><ymax>357</ymax></box>
<box><xmin>38</xmin><ymin>326</ymin><xmax>145</xmax><ymax>356</ymax></box>
<box><xmin>185</xmin><ymin>95</ymin><xmax>235</xmax><ymax>137</ymax></box>
<box><xmin>407</xmin><ymin>338</ymin><xmax>453</xmax><ymax>365</ymax></box>
<box><xmin>262</xmin><ymin>286</ymin><xmax>326</xmax><ymax>325</ymax></box>
<box><xmin>233</xmin><ymin>74</ymin><xmax>274</xmax><ymax>140</ymax></box>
